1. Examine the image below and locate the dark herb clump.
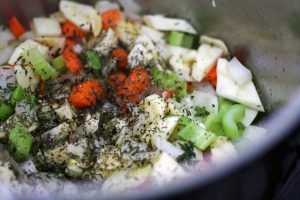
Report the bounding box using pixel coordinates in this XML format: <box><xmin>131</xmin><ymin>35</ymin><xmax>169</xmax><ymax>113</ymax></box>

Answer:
<box><xmin>176</xmin><ymin>141</ymin><xmax>196</xmax><ymax>163</ymax></box>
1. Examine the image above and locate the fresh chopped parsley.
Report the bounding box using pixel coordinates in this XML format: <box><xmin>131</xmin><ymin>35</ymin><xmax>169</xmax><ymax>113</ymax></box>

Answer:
<box><xmin>176</xmin><ymin>141</ymin><xmax>196</xmax><ymax>163</ymax></box>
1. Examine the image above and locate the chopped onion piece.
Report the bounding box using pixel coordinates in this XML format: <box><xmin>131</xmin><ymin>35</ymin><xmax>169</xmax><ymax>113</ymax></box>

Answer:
<box><xmin>155</xmin><ymin>136</ymin><xmax>184</xmax><ymax>159</ymax></box>
<box><xmin>200</xmin><ymin>35</ymin><xmax>229</xmax><ymax>57</ymax></box>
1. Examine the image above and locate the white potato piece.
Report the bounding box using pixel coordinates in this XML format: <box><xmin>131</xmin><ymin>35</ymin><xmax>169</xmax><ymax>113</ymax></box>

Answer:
<box><xmin>128</xmin><ymin>35</ymin><xmax>158</xmax><ymax>67</ymax></box>
<box><xmin>8</xmin><ymin>39</ymin><xmax>49</xmax><ymax>65</ymax></box>
<box><xmin>142</xmin><ymin>116</ymin><xmax>180</xmax><ymax>146</ymax></box>
<box><xmin>150</xmin><ymin>153</ymin><xmax>188</xmax><ymax>187</ymax></box>
<box><xmin>216</xmin><ymin>58</ymin><xmax>264</xmax><ymax>111</ymax></box>
<box><xmin>144</xmin><ymin>15</ymin><xmax>197</xmax><ymax>34</ymax></box>
<box><xmin>191</xmin><ymin>44</ymin><xmax>223</xmax><ymax>82</ymax></box>
<box><xmin>169</xmin><ymin>55</ymin><xmax>193</xmax><ymax>81</ymax></box>
<box><xmin>44</xmin><ymin>122</ymin><xmax>71</xmax><ymax>141</ymax></box>
<box><xmin>227</xmin><ymin>57</ymin><xmax>252</xmax><ymax>86</ymax></box>
<box><xmin>101</xmin><ymin>165</ymin><xmax>152</xmax><ymax>196</ymax></box>
<box><xmin>140</xmin><ymin>94</ymin><xmax>167</xmax><ymax>121</ymax></box>
<box><xmin>55</xmin><ymin>101</ymin><xmax>76</xmax><ymax>121</ymax></box>
<box><xmin>60</xmin><ymin>0</ymin><xmax>99</xmax><ymax>34</ymax></box>
<box><xmin>33</xmin><ymin>17</ymin><xmax>62</xmax><ymax>36</ymax></box>
<box><xmin>14</xmin><ymin>65</ymin><xmax>39</xmax><ymax>91</ymax></box>
<box><xmin>200</xmin><ymin>35</ymin><xmax>229</xmax><ymax>57</ymax></box>
<box><xmin>35</xmin><ymin>37</ymin><xmax>65</xmax><ymax>49</ymax></box>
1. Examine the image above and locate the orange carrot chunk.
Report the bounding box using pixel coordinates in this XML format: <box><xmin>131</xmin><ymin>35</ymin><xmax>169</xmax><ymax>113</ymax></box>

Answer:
<box><xmin>62</xmin><ymin>20</ymin><xmax>85</xmax><ymax>39</ymax></box>
<box><xmin>122</xmin><ymin>66</ymin><xmax>151</xmax><ymax>95</ymax></box>
<box><xmin>101</xmin><ymin>9</ymin><xmax>122</xmax><ymax>30</ymax></box>
<box><xmin>69</xmin><ymin>80</ymin><xmax>104</xmax><ymax>109</ymax></box>
<box><xmin>204</xmin><ymin>66</ymin><xmax>217</xmax><ymax>87</ymax></box>
<box><xmin>64</xmin><ymin>38</ymin><xmax>77</xmax><ymax>50</ymax></box>
<box><xmin>63</xmin><ymin>47</ymin><xmax>82</xmax><ymax>74</ymax></box>
<box><xmin>112</xmin><ymin>48</ymin><xmax>128</xmax><ymax>70</ymax></box>
<box><xmin>107</xmin><ymin>72</ymin><xmax>127</xmax><ymax>92</ymax></box>
<box><xmin>8</xmin><ymin>16</ymin><xmax>26</xmax><ymax>37</ymax></box>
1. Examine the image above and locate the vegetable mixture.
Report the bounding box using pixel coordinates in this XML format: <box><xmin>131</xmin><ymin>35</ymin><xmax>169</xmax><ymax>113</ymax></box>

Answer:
<box><xmin>0</xmin><ymin>0</ymin><xmax>267</xmax><ymax>197</ymax></box>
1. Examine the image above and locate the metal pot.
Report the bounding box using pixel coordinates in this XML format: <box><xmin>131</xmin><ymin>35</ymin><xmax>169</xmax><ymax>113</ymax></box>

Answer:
<box><xmin>0</xmin><ymin>0</ymin><xmax>300</xmax><ymax>199</ymax></box>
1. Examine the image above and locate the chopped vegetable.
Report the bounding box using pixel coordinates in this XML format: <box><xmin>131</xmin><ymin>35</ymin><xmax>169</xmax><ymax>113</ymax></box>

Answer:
<box><xmin>222</xmin><ymin>104</ymin><xmax>245</xmax><ymax>140</ymax></box>
<box><xmin>9</xmin><ymin>125</ymin><xmax>32</xmax><ymax>162</ymax></box>
<box><xmin>150</xmin><ymin>67</ymin><xmax>182</xmax><ymax>90</ymax></box>
<box><xmin>216</xmin><ymin>58</ymin><xmax>264</xmax><ymax>111</ymax></box>
<box><xmin>33</xmin><ymin>17</ymin><xmax>62</xmax><ymax>36</ymax></box>
<box><xmin>144</xmin><ymin>15</ymin><xmax>197</xmax><ymax>34</ymax></box>
<box><xmin>177</xmin><ymin>117</ymin><xmax>217</xmax><ymax>150</ymax></box>
<box><xmin>8</xmin><ymin>39</ymin><xmax>49</xmax><ymax>65</ymax></box>
<box><xmin>118</xmin><ymin>66</ymin><xmax>151</xmax><ymax>96</ymax></box>
<box><xmin>0</xmin><ymin>103</ymin><xmax>13</xmax><ymax>122</ymax></box>
<box><xmin>101</xmin><ymin>9</ymin><xmax>122</xmax><ymax>30</ymax></box>
<box><xmin>59</xmin><ymin>0</ymin><xmax>97</xmax><ymax>32</ymax></box>
<box><xmin>174</xmin><ymin>81</ymin><xmax>187</xmax><ymax>101</ymax></box>
<box><xmin>8</xmin><ymin>16</ymin><xmax>26</xmax><ymax>37</ymax></box>
<box><xmin>10</xmin><ymin>85</ymin><xmax>26</xmax><ymax>105</ymax></box>
<box><xmin>112</xmin><ymin>48</ymin><xmax>128</xmax><ymax>70</ymax></box>
<box><xmin>69</xmin><ymin>80</ymin><xmax>104</xmax><ymax>109</ymax></box>
<box><xmin>63</xmin><ymin>47</ymin><xmax>82</xmax><ymax>74</ymax></box>
<box><xmin>52</xmin><ymin>55</ymin><xmax>66</xmax><ymax>72</ymax></box>
<box><xmin>191</xmin><ymin>44</ymin><xmax>223</xmax><ymax>82</ymax></box>
<box><xmin>62</xmin><ymin>20</ymin><xmax>85</xmax><ymax>39</ymax></box>
<box><xmin>82</xmin><ymin>50</ymin><xmax>102</xmax><ymax>71</ymax></box>
<box><xmin>181</xmin><ymin>34</ymin><xmax>195</xmax><ymax>49</ymax></box>
<box><xmin>168</xmin><ymin>31</ymin><xmax>185</xmax><ymax>46</ymax></box>
<box><xmin>204</xmin><ymin>66</ymin><xmax>217</xmax><ymax>87</ymax></box>
<box><xmin>23</xmin><ymin>47</ymin><xmax>58</xmax><ymax>80</ymax></box>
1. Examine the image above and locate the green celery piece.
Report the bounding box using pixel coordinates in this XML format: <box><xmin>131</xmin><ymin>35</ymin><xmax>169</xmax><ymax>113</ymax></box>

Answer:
<box><xmin>52</xmin><ymin>55</ymin><xmax>66</xmax><ymax>72</ymax></box>
<box><xmin>83</xmin><ymin>50</ymin><xmax>102</xmax><ymax>71</ymax></box>
<box><xmin>10</xmin><ymin>85</ymin><xmax>26</xmax><ymax>105</ymax></box>
<box><xmin>30</xmin><ymin>95</ymin><xmax>36</xmax><ymax>110</ymax></box>
<box><xmin>195</xmin><ymin>106</ymin><xmax>209</xmax><ymax>116</ymax></box>
<box><xmin>168</xmin><ymin>31</ymin><xmax>185</xmax><ymax>46</ymax></box>
<box><xmin>217</xmin><ymin>100</ymin><xmax>232</xmax><ymax>123</ymax></box>
<box><xmin>0</xmin><ymin>103</ymin><xmax>13</xmax><ymax>122</ymax></box>
<box><xmin>181</xmin><ymin>34</ymin><xmax>195</xmax><ymax>49</ymax></box>
<box><xmin>222</xmin><ymin>104</ymin><xmax>245</xmax><ymax>140</ymax></box>
<box><xmin>205</xmin><ymin>113</ymin><xmax>224</xmax><ymax>136</ymax></box>
<box><xmin>175</xmin><ymin>82</ymin><xmax>187</xmax><ymax>101</ymax></box>
<box><xmin>150</xmin><ymin>67</ymin><xmax>182</xmax><ymax>90</ymax></box>
<box><xmin>9</xmin><ymin>125</ymin><xmax>32</xmax><ymax>162</ymax></box>
<box><xmin>178</xmin><ymin>122</ymin><xmax>216</xmax><ymax>150</ymax></box>
<box><xmin>24</xmin><ymin>47</ymin><xmax>58</xmax><ymax>80</ymax></box>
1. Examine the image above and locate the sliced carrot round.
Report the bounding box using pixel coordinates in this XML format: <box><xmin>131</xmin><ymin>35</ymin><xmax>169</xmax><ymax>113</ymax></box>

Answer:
<box><xmin>112</xmin><ymin>48</ymin><xmax>128</xmax><ymax>70</ymax></box>
<box><xmin>101</xmin><ymin>9</ymin><xmax>122</xmax><ymax>30</ymax></box>
<box><xmin>63</xmin><ymin>47</ymin><xmax>82</xmax><ymax>74</ymax></box>
<box><xmin>62</xmin><ymin>20</ymin><xmax>85</xmax><ymax>39</ymax></box>
<box><xmin>69</xmin><ymin>80</ymin><xmax>104</xmax><ymax>109</ymax></box>
<box><xmin>123</xmin><ymin>66</ymin><xmax>151</xmax><ymax>95</ymax></box>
